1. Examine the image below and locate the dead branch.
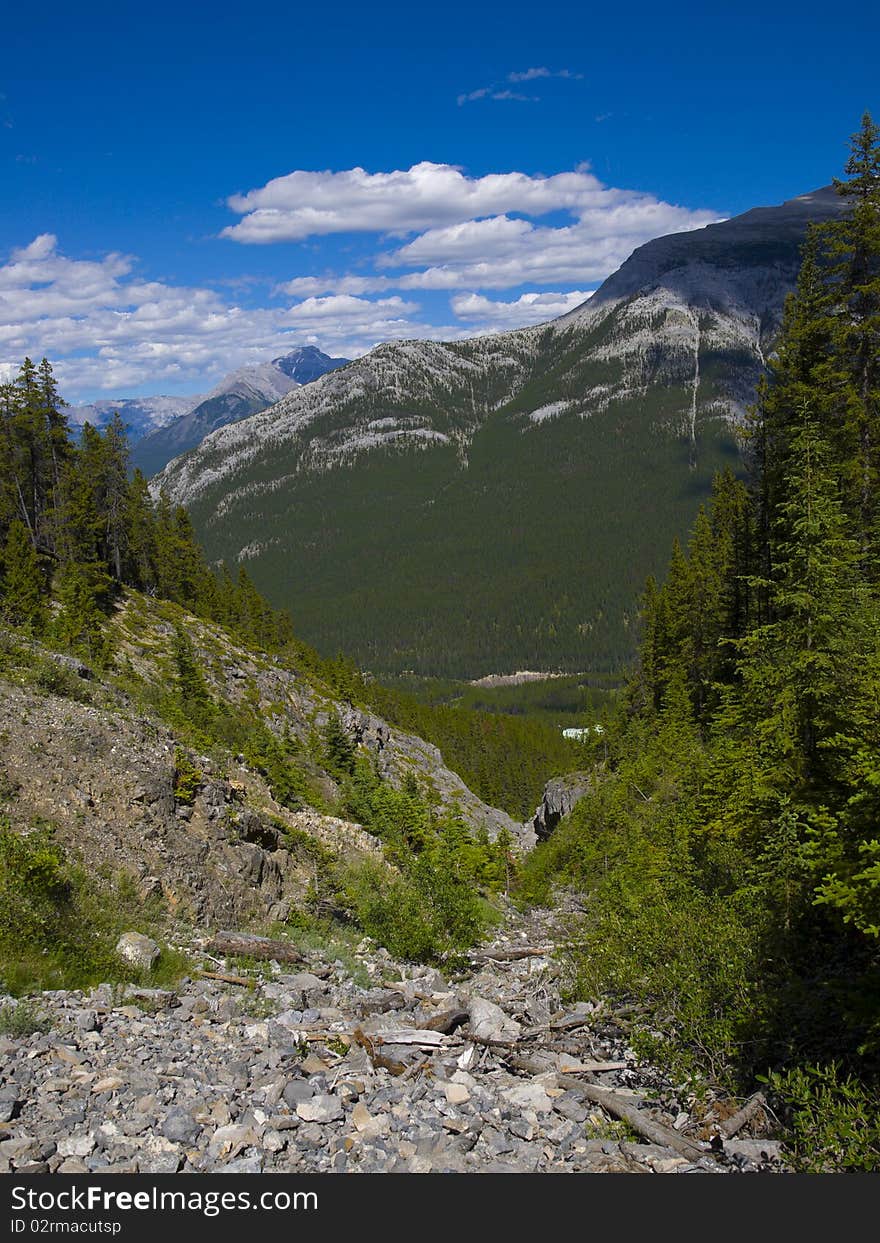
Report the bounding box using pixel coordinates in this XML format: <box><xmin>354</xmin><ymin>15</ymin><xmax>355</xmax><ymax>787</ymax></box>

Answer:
<box><xmin>566</xmin><ymin>1077</ymin><xmax>709</xmax><ymax>1163</ymax></box>
<box><xmin>719</xmin><ymin>1093</ymin><xmax>767</xmax><ymax>1140</ymax></box>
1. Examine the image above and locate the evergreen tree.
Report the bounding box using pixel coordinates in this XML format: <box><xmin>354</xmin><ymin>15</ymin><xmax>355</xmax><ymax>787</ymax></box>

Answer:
<box><xmin>822</xmin><ymin>112</ymin><xmax>880</xmax><ymax>570</ymax></box>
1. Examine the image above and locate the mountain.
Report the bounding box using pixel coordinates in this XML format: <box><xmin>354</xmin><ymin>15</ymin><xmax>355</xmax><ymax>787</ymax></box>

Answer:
<box><xmin>130</xmin><ymin>346</ymin><xmax>349</xmax><ymax>477</ymax></box>
<box><xmin>155</xmin><ymin>187</ymin><xmax>847</xmax><ymax>679</ymax></box>
<box><xmin>69</xmin><ymin>394</ymin><xmax>199</xmax><ymax>442</ymax></box>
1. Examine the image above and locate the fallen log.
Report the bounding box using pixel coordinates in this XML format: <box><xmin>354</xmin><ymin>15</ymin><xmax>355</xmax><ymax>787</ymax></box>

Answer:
<box><xmin>198</xmin><ymin>971</ymin><xmax>255</xmax><ymax>988</ymax></box>
<box><xmin>566</xmin><ymin>1077</ymin><xmax>709</xmax><ymax>1163</ymax></box>
<box><xmin>558</xmin><ymin>1060</ymin><xmax>629</xmax><ymax>1074</ymax></box>
<box><xmin>362</xmin><ymin>1029</ymin><xmax>449</xmax><ymax>1047</ymax></box>
<box><xmin>719</xmin><ymin>1092</ymin><xmax>767</xmax><ymax>1140</ymax></box>
<box><xmin>207</xmin><ymin>932</ymin><xmax>306</xmax><ymax>965</ymax></box>
<box><xmin>469</xmin><ymin>947</ymin><xmax>552</xmax><ymax>963</ymax></box>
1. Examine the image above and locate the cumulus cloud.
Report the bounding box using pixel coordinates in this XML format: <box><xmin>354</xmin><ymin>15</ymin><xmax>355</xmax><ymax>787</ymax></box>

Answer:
<box><xmin>223</xmin><ymin>164</ymin><xmax>721</xmax><ymax>294</ymax></box>
<box><xmin>264</xmin><ymin>166</ymin><xmax>721</xmax><ymax>300</ymax></box>
<box><xmin>379</xmin><ymin>202</ymin><xmax>721</xmax><ymax>291</ymax></box>
<box><xmin>223</xmin><ymin>163</ymin><xmax>609</xmax><ymax>245</ymax></box>
<box><xmin>450</xmin><ymin>290</ymin><xmax>593</xmax><ymax>331</ymax></box>
<box><xmin>0</xmin><ymin>235</ymin><xmax>436</xmax><ymax>399</ymax></box>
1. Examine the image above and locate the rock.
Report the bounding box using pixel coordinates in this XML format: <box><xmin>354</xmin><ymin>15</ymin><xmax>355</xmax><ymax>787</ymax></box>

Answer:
<box><xmin>0</xmin><ymin>1087</ymin><xmax>19</xmax><ymax>1125</ymax></box>
<box><xmin>445</xmin><ymin>1082</ymin><xmax>471</xmax><ymax>1106</ymax></box>
<box><xmin>115</xmin><ymin>932</ymin><xmax>160</xmax><ymax>972</ymax></box>
<box><xmin>161</xmin><ymin>1109</ymin><xmax>200</xmax><ymax>1145</ymax></box>
<box><xmin>75</xmin><ymin>1010</ymin><xmax>98</xmax><ymax>1032</ymax></box>
<box><xmin>531</xmin><ymin>772</ymin><xmax>593</xmax><ymax>840</ymax></box>
<box><xmin>91</xmin><ymin>1076</ymin><xmax>125</xmax><ymax>1094</ymax></box>
<box><xmin>350</xmin><ymin>1103</ymin><xmax>389</xmax><ymax>1139</ymax></box>
<box><xmin>296</xmin><ymin>1095</ymin><xmax>343</xmax><ymax>1125</ymax></box>
<box><xmin>467</xmin><ymin>997</ymin><xmax>521</xmax><ymax>1043</ymax></box>
<box><xmin>57</xmin><ymin>1134</ymin><xmax>96</xmax><ymax>1159</ymax></box>
<box><xmin>503</xmin><ymin>1082</ymin><xmax>554</xmax><ymax>1113</ymax></box>
<box><xmin>282</xmin><ymin>1080</ymin><xmax>315</xmax><ymax>1109</ymax></box>
<box><xmin>139</xmin><ymin>1152</ymin><xmax>181</xmax><ymax>1174</ymax></box>
<box><xmin>57</xmin><ymin>1157</ymin><xmax>91</xmax><ymax>1174</ymax></box>
<box><xmin>553</xmin><ymin>1093</ymin><xmax>589</xmax><ymax>1123</ymax></box>
<box><xmin>221</xmin><ymin>1155</ymin><xmax>263</xmax><ymax>1173</ymax></box>
<box><xmin>726</xmin><ymin>1139</ymin><xmax>784</xmax><ymax>1163</ymax></box>
<box><xmin>49</xmin><ymin>653</ymin><xmax>93</xmax><ymax>680</ymax></box>
<box><xmin>300</xmin><ymin>1054</ymin><xmax>329</xmax><ymax>1075</ymax></box>
<box><xmin>481</xmin><ymin>1127</ymin><xmax>514</xmax><ymax>1156</ymax></box>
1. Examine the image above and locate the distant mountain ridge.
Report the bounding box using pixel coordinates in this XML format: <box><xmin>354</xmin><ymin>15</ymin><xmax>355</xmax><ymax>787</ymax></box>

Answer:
<box><xmin>70</xmin><ymin>346</ymin><xmax>349</xmax><ymax>476</ymax></box>
<box><xmin>130</xmin><ymin>346</ymin><xmax>349</xmax><ymax>476</ymax></box>
<box><xmin>69</xmin><ymin>394</ymin><xmax>199</xmax><ymax>442</ymax></box>
<box><xmin>155</xmin><ymin>187</ymin><xmax>847</xmax><ymax>678</ymax></box>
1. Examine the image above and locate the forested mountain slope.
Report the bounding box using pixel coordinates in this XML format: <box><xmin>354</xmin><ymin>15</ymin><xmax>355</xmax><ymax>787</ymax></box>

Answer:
<box><xmin>155</xmin><ymin>188</ymin><xmax>846</xmax><ymax>677</ymax></box>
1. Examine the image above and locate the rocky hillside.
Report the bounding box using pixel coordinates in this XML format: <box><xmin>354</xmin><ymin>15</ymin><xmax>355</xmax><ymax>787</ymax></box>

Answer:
<box><xmin>154</xmin><ymin>187</ymin><xmax>847</xmax><ymax>677</ymax></box>
<box><xmin>0</xmin><ymin>592</ymin><xmax>522</xmax><ymax>933</ymax></box>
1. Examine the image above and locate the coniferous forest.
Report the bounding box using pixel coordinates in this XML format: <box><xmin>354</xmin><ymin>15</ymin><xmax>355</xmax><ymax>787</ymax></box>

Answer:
<box><xmin>522</xmin><ymin>115</ymin><xmax>880</xmax><ymax>1168</ymax></box>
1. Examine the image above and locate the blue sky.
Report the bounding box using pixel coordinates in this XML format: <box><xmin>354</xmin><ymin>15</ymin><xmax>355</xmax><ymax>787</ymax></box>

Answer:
<box><xmin>2</xmin><ymin>0</ymin><xmax>877</xmax><ymax>402</ymax></box>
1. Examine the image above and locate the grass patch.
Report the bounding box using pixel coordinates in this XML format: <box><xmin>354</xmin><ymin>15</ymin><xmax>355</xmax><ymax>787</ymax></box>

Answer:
<box><xmin>0</xmin><ymin>817</ymin><xmax>190</xmax><ymax>995</ymax></box>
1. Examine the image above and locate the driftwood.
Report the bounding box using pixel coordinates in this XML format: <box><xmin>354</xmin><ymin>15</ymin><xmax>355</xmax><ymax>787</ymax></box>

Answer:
<box><xmin>469</xmin><ymin>947</ymin><xmax>552</xmax><ymax>963</ymax></box>
<box><xmin>566</xmin><ymin>1077</ymin><xmax>708</xmax><ymax>1163</ymax></box>
<box><xmin>207</xmin><ymin>932</ymin><xmax>305</xmax><ymax>965</ymax></box>
<box><xmin>719</xmin><ymin>1092</ymin><xmax>767</xmax><ymax>1139</ymax></box>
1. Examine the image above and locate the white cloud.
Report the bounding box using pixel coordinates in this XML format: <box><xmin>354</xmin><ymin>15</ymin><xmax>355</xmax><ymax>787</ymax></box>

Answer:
<box><xmin>224</xmin><ymin>163</ymin><xmax>722</xmax><ymax>292</ymax></box>
<box><xmin>378</xmin><ymin>203</ymin><xmax>721</xmax><ymax>291</ymax></box>
<box><xmin>507</xmin><ymin>67</ymin><xmax>583</xmax><ymax>83</ymax></box>
<box><xmin>276</xmin><ymin>274</ymin><xmax>395</xmax><ymax>297</ymax></box>
<box><xmin>0</xmin><ymin>235</ymin><xmax>435</xmax><ymax>400</ymax></box>
<box><xmin>223</xmin><ymin>162</ymin><xmax>614</xmax><ymax>245</ymax></box>
<box><xmin>451</xmin><ymin>290</ymin><xmax>593</xmax><ymax>330</ymax></box>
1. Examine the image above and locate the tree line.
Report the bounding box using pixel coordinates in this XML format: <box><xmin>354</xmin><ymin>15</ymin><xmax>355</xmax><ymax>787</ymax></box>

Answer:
<box><xmin>0</xmin><ymin>360</ymin><xmax>293</xmax><ymax>660</ymax></box>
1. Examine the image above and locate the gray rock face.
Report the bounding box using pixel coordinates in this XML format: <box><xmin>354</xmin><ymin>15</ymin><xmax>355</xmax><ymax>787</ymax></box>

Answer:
<box><xmin>115</xmin><ymin>933</ymin><xmax>160</xmax><ymax>973</ymax></box>
<box><xmin>530</xmin><ymin>772</ymin><xmax>594</xmax><ymax>841</ymax></box>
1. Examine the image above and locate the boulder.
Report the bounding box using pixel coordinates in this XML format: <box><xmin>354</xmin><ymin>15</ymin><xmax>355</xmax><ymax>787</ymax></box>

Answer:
<box><xmin>115</xmin><ymin>932</ymin><xmax>161</xmax><ymax>972</ymax></box>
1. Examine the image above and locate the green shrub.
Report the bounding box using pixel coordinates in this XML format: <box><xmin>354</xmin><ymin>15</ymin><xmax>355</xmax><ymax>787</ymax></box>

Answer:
<box><xmin>172</xmin><ymin>748</ymin><xmax>202</xmax><ymax>804</ymax></box>
<box><xmin>342</xmin><ymin>854</ymin><xmax>485</xmax><ymax>964</ymax></box>
<box><xmin>0</xmin><ymin>998</ymin><xmax>52</xmax><ymax>1037</ymax></box>
<box><xmin>761</xmin><ymin>1063</ymin><xmax>880</xmax><ymax>1172</ymax></box>
<box><xmin>31</xmin><ymin>659</ymin><xmax>92</xmax><ymax>703</ymax></box>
